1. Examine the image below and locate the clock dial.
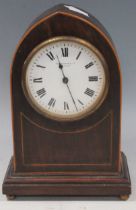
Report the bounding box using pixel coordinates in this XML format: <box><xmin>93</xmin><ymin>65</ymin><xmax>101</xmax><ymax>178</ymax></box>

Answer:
<box><xmin>22</xmin><ymin>37</ymin><xmax>108</xmax><ymax>120</ymax></box>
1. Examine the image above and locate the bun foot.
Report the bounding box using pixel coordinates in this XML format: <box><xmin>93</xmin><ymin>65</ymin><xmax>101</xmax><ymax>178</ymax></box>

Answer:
<box><xmin>120</xmin><ymin>195</ymin><xmax>129</xmax><ymax>200</ymax></box>
<box><xmin>6</xmin><ymin>195</ymin><xmax>16</xmax><ymax>200</ymax></box>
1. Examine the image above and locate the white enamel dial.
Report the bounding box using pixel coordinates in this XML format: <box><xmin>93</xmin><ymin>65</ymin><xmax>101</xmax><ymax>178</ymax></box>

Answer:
<box><xmin>23</xmin><ymin>37</ymin><xmax>108</xmax><ymax>120</ymax></box>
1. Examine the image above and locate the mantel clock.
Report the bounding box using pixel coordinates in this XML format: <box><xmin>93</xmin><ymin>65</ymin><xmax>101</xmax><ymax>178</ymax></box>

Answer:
<box><xmin>2</xmin><ymin>4</ymin><xmax>131</xmax><ymax>200</ymax></box>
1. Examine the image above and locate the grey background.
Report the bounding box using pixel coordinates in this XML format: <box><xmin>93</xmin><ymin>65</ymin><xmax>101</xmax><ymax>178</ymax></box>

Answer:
<box><xmin>0</xmin><ymin>0</ymin><xmax>135</xmax><ymax>201</ymax></box>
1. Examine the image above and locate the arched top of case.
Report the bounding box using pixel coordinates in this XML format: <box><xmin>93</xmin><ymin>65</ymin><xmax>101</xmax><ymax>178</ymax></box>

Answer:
<box><xmin>11</xmin><ymin>3</ymin><xmax>122</xmax><ymax>82</ymax></box>
<box><xmin>11</xmin><ymin>4</ymin><xmax>122</xmax><ymax>132</ymax></box>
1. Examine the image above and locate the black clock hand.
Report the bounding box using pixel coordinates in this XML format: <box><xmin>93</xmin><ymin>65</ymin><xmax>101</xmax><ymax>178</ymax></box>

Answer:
<box><xmin>66</xmin><ymin>83</ymin><xmax>78</xmax><ymax>111</ymax></box>
<box><xmin>56</xmin><ymin>55</ymin><xmax>68</xmax><ymax>82</ymax></box>
<box><xmin>56</xmin><ymin>55</ymin><xmax>78</xmax><ymax>111</ymax></box>
<box><xmin>56</xmin><ymin>55</ymin><xmax>64</xmax><ymax>74</ymax></box>
<box><xmin>56</xmin><ymin>55</ymin><xmax>69</xmax><ymax>82</ymax></box>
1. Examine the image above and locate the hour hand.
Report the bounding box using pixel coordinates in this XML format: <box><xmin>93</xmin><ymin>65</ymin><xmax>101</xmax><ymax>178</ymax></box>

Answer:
<box><xmin>56</xmin><ymin>55</ymin><xmax>63</xmax><ymax>69</ymax></box>
<box><xmin>59</xmin><ymin>62</ymin><xmax>63</xmax><ymax>70</ymax></box>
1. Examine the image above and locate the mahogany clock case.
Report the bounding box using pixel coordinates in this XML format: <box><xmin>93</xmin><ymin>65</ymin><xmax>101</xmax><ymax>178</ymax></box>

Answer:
<box><xmin>2</xmin><ymin>4</ymin><xmax>131</xmax><ymax>199</ymax></box>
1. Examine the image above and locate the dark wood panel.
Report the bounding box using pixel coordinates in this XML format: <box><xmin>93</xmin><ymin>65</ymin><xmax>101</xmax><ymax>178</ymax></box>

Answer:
<box><xmin>21</xmin><ymin>112</ymin><xmax>112</xmax><ymax>172</ymax></box>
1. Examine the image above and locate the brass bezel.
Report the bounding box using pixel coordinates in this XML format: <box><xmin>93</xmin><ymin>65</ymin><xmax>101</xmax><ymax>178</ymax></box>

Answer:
<box><xmin>22</xmin><ymin>36</ymin><xmax>109</xmax><ymax>121</ymax></box>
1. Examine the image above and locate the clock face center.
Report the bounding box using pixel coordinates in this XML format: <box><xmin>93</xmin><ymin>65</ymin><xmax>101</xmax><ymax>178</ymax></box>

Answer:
<box><xmin>62</xmin><ymin>77</ymin><xmax>69</xmax><ymax>84</ymax></box>
<box><xmin>22</xmin><ymin>37</ymin><xmax>108</xmax><ymax>121</ymax></box>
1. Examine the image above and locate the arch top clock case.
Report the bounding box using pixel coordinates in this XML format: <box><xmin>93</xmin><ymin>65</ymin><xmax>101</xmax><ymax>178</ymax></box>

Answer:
<box><xmin>3</xmin><ymin>4</ymin><xmax>131</xmax><ymax>199</ymax></box>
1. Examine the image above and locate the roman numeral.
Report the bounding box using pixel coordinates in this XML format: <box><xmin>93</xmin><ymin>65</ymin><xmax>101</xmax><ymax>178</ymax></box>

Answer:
<box><xmin>36</xmin><ymin>88</ymin><xmax>46</xmax><ymax>98</ymax></box>
<box><xmin>36</xmin><ymin>65</ymin><xmax>46</xmax><ymax>68</ymax></box>
<box><xmin>78</xmin><ymin>99</ymin><xmax>84</xmax><ymax>105</ymax></box>
<box><xmin>76</xmin><ymin>51</ymin><xmax>81</xmax><ymax>60</ymax></box>
<box><xmin>48</xmin><ymin>98</ymin><xmax>56</xmax><ymax>107</ymax></box>
<box><xmin>61</xmin><ymin>47</ymin><xmax>68</xmax><ymax>57</ymax></box>
<box><xmin>85</xmin><ymin>62</ymin><xmax>94</xmax><ymax>69</ymax></box>
<box><xmin>88</xmin><ymin>76</ymin><xmax>98</xmax><ymax>81</ymax></box>
<box><xmin>46</xmin><ymin>51</ymin><xmax>55</xmax><ymax>60</ymax></box>
<box><xmin>84</xmin><ymin>88</ymin><xmax>95</xmax><ymax>97</ymax></box>
<box><xmin>33</xmin><ymin>78</ymin><xmax>43</xmax><ymax>83</ymax></box>
<box><xmin>64</xmin><ymin>102</ymin><xmax>69</xmax><ymax>110</ymax></box>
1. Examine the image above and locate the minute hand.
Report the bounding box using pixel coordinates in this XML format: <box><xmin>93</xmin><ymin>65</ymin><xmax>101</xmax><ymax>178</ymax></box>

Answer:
<box><xmin>66</xmin><ymin>83</ymin><xmax>78</xmax><ymax>112</ymax></box>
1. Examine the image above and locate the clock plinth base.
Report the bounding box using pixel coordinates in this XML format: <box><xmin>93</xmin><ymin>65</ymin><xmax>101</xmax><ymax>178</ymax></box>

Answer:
<box><xmin>2</xmin><ymin>152</ymin><xmax>131</xmax><ymax>199</ymax></box>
